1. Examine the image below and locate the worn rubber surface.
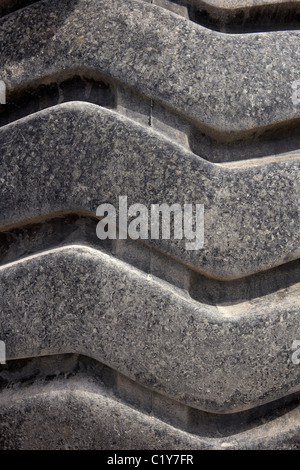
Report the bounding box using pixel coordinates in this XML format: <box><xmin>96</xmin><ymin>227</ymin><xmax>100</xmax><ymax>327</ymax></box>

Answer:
<box><xmin>0</xmin><ymin>0</ymin><xmax>299</xmax><ymax>450</ymax></box>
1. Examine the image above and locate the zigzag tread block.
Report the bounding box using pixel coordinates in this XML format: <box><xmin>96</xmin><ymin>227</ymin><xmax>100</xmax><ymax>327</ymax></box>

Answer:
<box><xmin>1</xmin><ymin>0</ymin><xmax>300</xmax><ymax>132</ymax></box>
<box><xmin>0</xmin><ymin>245</ymin><xmax>299</xmax><ymax>413</ymax></box>
<box><xmin>0</xmin><ymin>355</ymin><xmax>300</xmax><ymax>450</ymax></box>
<box><xmin>0</xmin><ymin>103</ymin><xmax>298</xmax><ymax>280</ymax></box>
<box><xmin>0</xmin><ymin>0</ymin><xmax>299</xmax><ymax>451</ymax></box>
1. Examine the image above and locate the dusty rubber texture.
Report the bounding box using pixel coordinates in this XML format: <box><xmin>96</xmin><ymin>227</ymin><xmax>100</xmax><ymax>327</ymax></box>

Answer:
<box><xmin>1</xmin><ymin>0</ymin><xmax>300</xmax><ymax>133</ymax></box>
<box><xmin>150</xmin><ymin>0</ymin><xmax>300</xmax><ymax>32</ymax></box>
<box><xmin>0</xmin><ymin>0</ymin><xmax>299</xmax><ymax>451</ymax></box>
<box><xmin>0</xmin><ymin>245</ymin><xmax>299</xmax><ymax>413</ymax></box>
<box><xmin>1</xmin><ymin>355</ymin><xmax>300</xmax><ymax>450</ymax></box>
<box><xmin>0</xmin><ymin>103</ymin><xmax>299</xmax><ymax>279</ymax></box>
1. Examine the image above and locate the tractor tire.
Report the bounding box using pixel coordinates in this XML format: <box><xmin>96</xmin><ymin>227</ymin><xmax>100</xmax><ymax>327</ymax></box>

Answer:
<box><xmin>0</xmin><ymin>0</ymin><xmax>299</xmax><ymax>450</ymax></box>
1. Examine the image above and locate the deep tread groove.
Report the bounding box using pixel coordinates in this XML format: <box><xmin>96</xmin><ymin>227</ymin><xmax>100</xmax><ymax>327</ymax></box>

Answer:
<box><xmin>0</xmin><ymin>0</ymin><xmax>299</xmax><ymax>450</ymax></box>
<box><xmin>1</xmin><ymin>72</ymin><xmax>300</xmax><ymax>164</ymax></box>
<box><xmin>0</xmin><ymin>0</ymin><xmax>40</xmax><ymax>18</ymax></box>
<box><xmin>182</xmin><ymin>0</ymin><xmax>300</xmax><ymax>33</ymax></box>
<box><xmin>1</xmin><ymin>354</ymin><xmax>300</xmax><ymax>442</ymax></box>
<box><xmin>0</xmin><ymin>215</ymin><xmax>298</xmax><ymax>306</ymax></box>
<box><xmin>0</xmin><ymin>75</ymin><xmax>115</xmax><ymax>127</ymax></box>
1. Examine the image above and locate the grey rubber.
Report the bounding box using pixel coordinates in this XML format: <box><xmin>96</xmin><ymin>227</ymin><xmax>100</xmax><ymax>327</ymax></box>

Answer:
<box><xmin>0</xmin><ymin>0</ymin><xmax>299</xmax><ymax>450</ymax></box>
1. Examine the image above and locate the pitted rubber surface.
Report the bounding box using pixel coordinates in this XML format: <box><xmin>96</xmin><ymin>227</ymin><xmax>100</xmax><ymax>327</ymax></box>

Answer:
<box><xmin>0</xmin><ymin>0</ymin><xmax>299</xmax><ymax>450</ymax></box>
